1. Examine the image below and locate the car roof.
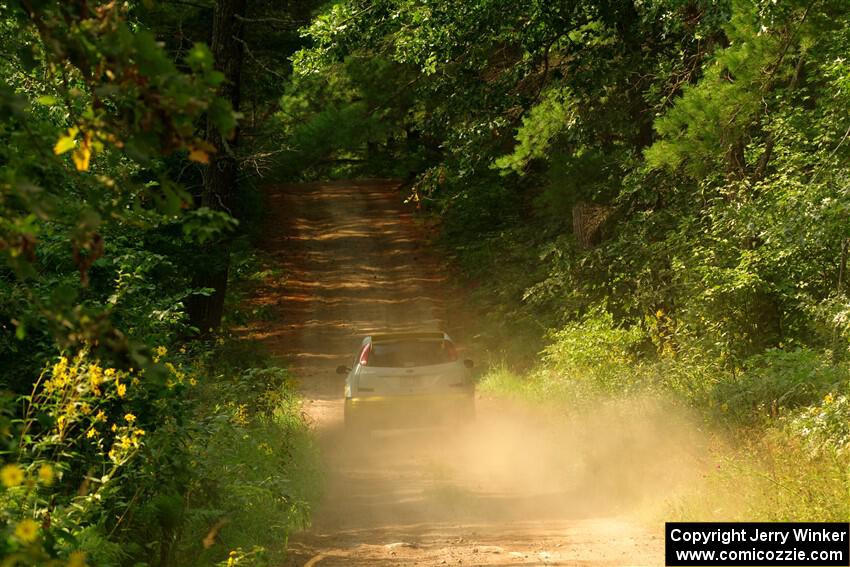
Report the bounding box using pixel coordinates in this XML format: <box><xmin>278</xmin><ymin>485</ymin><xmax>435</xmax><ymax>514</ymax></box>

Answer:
<box><xmin>368</xmin><ymin>331</ymin><xmax>449</xmax><ymax>343</ymax></box>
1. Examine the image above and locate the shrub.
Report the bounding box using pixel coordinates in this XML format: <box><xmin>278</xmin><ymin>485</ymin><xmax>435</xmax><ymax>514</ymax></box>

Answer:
<box><xmin>178</xmin><ymin>366</ymin><xmax>320</xmax><ymax>566</ymax></box>
<box><xmin>712</xmin><ymin>348</ymin><xmax>849</xmax><ymax>424</ymax></box>
<box><xmin>786</xmin><ymin>386</ymin><xmax>850</xmax><ymax>456</ymax></box>
<box><xmin>0</xmin><ymin>344</ymin><xmax>320</xmax><ymax>567</ymax></box>
<box><xmin>0</xmin><ymin>351</ymin><xmax>173</xmax><ymax>566</ymax></box>
<box><xmin>542</xmin><ymin>307</ymin><xmax>648</xmax><ymax>394</ymax></box>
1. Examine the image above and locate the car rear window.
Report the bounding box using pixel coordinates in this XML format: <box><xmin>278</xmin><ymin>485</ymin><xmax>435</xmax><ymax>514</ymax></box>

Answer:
<box><xmin>368</xmin><ymin>340</ymin><xmax>456</xmax><ymax>367</ymax></box>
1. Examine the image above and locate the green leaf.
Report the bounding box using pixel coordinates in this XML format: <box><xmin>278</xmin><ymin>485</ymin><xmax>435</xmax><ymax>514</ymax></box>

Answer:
<box><xmin>14</xmin><ymin>320</ymin><xmax>25</xmax><ymax>340</ymax></box>
<box><xmin>186</xmin><ymin>42</ymin><xmax>214</xmax><ymax>72</ymax></box>
<box><xmin>53</xmin><ymin>128</ymin><xmax>78</xmax><ymax>155</ymax></box>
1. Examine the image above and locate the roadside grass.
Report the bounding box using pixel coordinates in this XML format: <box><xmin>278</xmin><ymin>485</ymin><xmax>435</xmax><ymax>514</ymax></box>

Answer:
<box><xmin>667</xmin><ymin>432</ymin><xmax>850</xmax><ymax>522</ymax></box>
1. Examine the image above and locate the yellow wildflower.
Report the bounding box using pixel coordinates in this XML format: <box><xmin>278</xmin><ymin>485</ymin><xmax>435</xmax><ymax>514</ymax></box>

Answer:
<box><xmin>124</xmin><ymin>413</ymin><xmax>136</xmax><ymax>423</ymax></box>
<box><xmin>233</xmin><ymin>404</ymin><xmax>249</xmax><ymax>426</ymax></box>
<box><xmin>156</xmin><ymin>346</ymin><xmax>168</xmax><ymax>357</ymax></box>
<box><xmin>189</xmin><ymin>377</ymin><xmax>198</xmax><ymax>387</ymax></box>
<box><xmin>1</xmin><ymin>463</ymin><xmax>24</xmax><ymax>487</ymax></box>
<box><xmin>116</xmin><ymin>382</ymin><xmax>127</xmax><ymax>398</ymax></box>
<box><xmin>134</xmin><ymin>428</ymin><xmax>145</xmax><ymax>437</ymax></box>
<box><xmin>104</xmin><ymin>368</ymin><xmax>116</xmax><ymax>378</ymax></box>
<box><xmin>86</xmin><ymin>428</ymin><xmax>97</xmax><ymax>439</ymax></box>
<box><xmin>67</xmin><ymin>551</ymin><xmax>87</xmax><ymax>567</ymax></box>
<box><xmin>53</xmin><ymin>356</ymin><xmax>68</xmax><ymax>377</ymax></box>
<box><xmin>14</xmin><ymin>518</ymin><xmax>39</xmax><ymax>543</ymax></box>
<box><xmin>824</xmin><ymin>392</ymin><xmax>834</xmax><ymax>405</ymax></box>
<box><xmin>111</xmin><ymin>424</ymin><xmax>117</xmax><ymax>432</ymax></box>
<box><xmin>89</xmin><ymin>364</ymin><xmax>103</xmax><ymax>393</ymax></box>
<box><xmin>95</xmin><ymin>410</ymin><xmax>106</xmax><ymax>422</ymax></box>
<box><xmin>38</xmin><ymin>464</ymin><xmax>54</xmax><ymax>486</ymax></box>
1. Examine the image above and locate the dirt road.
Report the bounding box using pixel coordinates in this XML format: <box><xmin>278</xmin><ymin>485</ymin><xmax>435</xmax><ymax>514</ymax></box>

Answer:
<box><xmin>246</xmin><ymin>180</ymin><xmax>669</xmax><ymax>566</ymax></box>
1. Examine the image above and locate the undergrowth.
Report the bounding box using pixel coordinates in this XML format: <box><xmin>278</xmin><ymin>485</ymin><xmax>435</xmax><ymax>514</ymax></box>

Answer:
<box><xmin>0</xmin><ymin>244</ymin><xmax>321</xmax><ymax>567</ymax></box>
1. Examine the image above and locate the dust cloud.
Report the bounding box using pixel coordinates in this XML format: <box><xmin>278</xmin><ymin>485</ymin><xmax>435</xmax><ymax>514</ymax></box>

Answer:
<box><xmin>312</xmin><ymin>395</ymin><xmax>707</xmax><ymax>534</ymax></box>
<box><xmin>249</xmin><ymin>180</ymin><xmax>706</xmax><ymax>564</ymax></box>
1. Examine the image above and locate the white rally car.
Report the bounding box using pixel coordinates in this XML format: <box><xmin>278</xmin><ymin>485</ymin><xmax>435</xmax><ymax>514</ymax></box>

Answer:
<box><xmin>337</xmin><ymin>331</ymin><xmax>475</xmax><ymax>430</ymax></box>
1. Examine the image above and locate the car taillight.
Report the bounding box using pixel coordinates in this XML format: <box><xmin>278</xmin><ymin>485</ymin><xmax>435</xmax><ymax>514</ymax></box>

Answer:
<box><xmin>445</xmin><ymin>341</ymin><xmax>458</xmax><ymax>361</ymax></box>
<box><xmin>359</xmin><ymin>344</ymin><xmax>371</xmax><ymax>366</ymax></box>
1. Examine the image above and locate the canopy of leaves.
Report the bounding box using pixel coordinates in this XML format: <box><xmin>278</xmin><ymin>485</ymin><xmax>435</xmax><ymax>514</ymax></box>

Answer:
<box><xmin>285</xmin><ymin>0</ymin><xmax>850</xmax><ymax>367</ymax></box>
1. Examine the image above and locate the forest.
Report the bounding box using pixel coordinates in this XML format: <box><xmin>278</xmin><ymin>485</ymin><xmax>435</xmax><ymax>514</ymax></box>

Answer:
<box><xmin>2</xmin><ymin>0</ymin><xmax>850</xmax><ymax>565</ymax></box>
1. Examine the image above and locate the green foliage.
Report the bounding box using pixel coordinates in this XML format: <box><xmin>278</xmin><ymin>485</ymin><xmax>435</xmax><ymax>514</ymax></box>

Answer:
<box><xmin>177</xmin><ymin>362</ymin><xmax>321</xmax><ymax>567</ymax></box>
<box><xmin>542</xmin><ymin>308</ymin><xmax>649</xmax><ymax>392</ymax></box>
<box><xmin>713</xmin><ymin>349</ymin><xmax>848</xmax><ymax>424</ymax></box>
<box><xmin>1</xmin><ymin>341</ymin><xmax>321</xmax><ymax>567</ymax></box>
<box><xmin>0</xmin><ymin>2</ymin><xmax>236</xmax><ymax>362</ymax></box>
<box><xmin>494</xmin><ymin>88</ymin><xmax>577</xmax><ymax>174</ymax></box>
<box><xmin>787</xmin><ymin>385</ymin><xmax>850</xmax><ymax>456</ymax></box>
<box><xmin>0</xmin><ymin>349</ymin><xmax>188</xmax><ymax>566</ymax></box>
<box><xmin>0</xmin><ymin>2</ymin><xmax>323</xmax><ymax>566</ymax></box>
<box><xmin>276</xmin><ymin>54</ymin><xmax>420</xmax><ymax>178</ymax></box>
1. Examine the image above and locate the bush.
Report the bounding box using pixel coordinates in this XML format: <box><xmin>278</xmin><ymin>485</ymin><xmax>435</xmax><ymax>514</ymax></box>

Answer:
<box><xmin>0</xmin><ymin>350</ymin><xmax>179</xmax><ymax>566</ymax></box>
<box><xmin>0</xmin><ymin>343</ymin><xmax>321</xmax><ymax>567</ymax></box>
<box><xmin>712</xmin><ymin>348</ymin><xmax>849</xmax><ymax>424</ymax></box>
<box><xmin>178</xmin><ymin>365</ymin><xmax>320</xmax><ymax>566</ymax></box>
<box><xmin>542</xmin><ymin>307</ymin><xmax>649</xmax><ymax>394</ymax></box>
<box><xmin>786</xmin><ymin>385</ymin><xmax>850</xmax><ymax>456</ymax></box>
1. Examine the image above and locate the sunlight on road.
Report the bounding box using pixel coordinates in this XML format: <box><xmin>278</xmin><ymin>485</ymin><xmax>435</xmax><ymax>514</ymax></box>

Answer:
<box><xmin>243</xmin><ymin>180</ymin><xmax>695</xmax><ymax>566</ymax></box>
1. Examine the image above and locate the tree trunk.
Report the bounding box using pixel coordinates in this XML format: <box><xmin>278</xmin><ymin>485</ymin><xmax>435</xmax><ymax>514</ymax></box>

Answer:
<box><xmin>187</xmin><ymin>0</ymin><xmax>247</xmax><ymax>334</ymax></box>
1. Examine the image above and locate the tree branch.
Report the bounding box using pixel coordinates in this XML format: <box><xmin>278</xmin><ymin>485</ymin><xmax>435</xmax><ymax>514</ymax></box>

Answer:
<box><xmin>234</xmin><ymin>14</ymin><xmax>308</xmax><ymax>29</ymax></box>
<box><xmin>161</xmin><ymin>0</ymin><xmax>213</xmax><ymax>10</ymax></box>
<box><xmin>232</xmin><ymin>35</ymin><xmax>288</xmax><ymax>81</ymax></box>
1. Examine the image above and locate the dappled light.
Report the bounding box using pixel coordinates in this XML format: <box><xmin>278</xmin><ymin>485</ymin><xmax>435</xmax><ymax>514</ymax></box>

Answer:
<box><xmin>4</xmin><ymin>0</ymin><xmax>850</xmax><ymax>565</ymax></box>
<box><xmin>241</xmin><ymin>180</ymin><xmax>450</xmax><ymax>402</ymax></box>
<box><xmin>239</xmin><ymin>180</ymin><xmax>697</xmax><ymax>566</ymax></box>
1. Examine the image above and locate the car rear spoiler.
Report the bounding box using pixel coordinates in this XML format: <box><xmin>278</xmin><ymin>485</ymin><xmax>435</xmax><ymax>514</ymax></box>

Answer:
<box><xmin>371</xmin><ymin>331</ymin><xmax>446</xmax><ymax>343</ymax></box>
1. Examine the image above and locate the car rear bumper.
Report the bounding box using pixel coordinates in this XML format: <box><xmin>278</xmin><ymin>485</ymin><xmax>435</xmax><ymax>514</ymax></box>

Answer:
<box><xmin>344</xmin><ymin>391</ymin><xmax>474</xmax><ymax>429</ymax></box>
